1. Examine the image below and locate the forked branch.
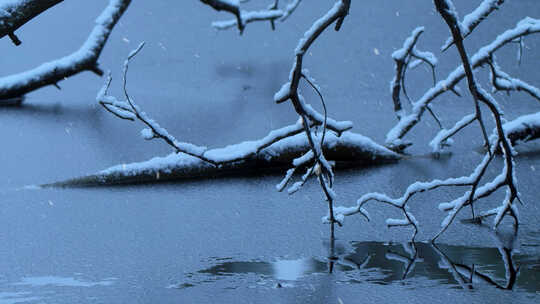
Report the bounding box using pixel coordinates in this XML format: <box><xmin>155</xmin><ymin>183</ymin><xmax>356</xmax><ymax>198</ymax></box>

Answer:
<box><xmin>329</xmin><ymin>1</ymin><xmax>523</xmax><ymax>242</ymax></box>
<box><xmin>441</xmin><ymin>0</ymin><xmax>505</xmax><ymax>51</ymax></box>
<box><xmin>391</xmin><ymin>27</ymin><xmax>438</xmax><ymax>120</ymax></box>
<box><xmin>201</xmin><ymin>0</ymin><xmax>302</xmax><ymax>33</ymax></box>
<box><xmin>98</xmin><ymin>41</ymin><xmax>371</xmax><ymax>175</ymax></box>
<box><xmin>0</xmin><ymin>0</ymin><xmax>131</xmax><ymax>101</ymax></box>
<box><xmin>386</xmin><ymin>17</ymin><xmax>540</xmax><ymax>148</ymax></box>
<box><xmin>435</xmin><ymin>0</ymin><xmax>518</xmax><ymax>235</ymax></box>
<box><xmin>273</xmin><ymin>0</ymin><xmax>352</xmax><ymax>240</ymax></box>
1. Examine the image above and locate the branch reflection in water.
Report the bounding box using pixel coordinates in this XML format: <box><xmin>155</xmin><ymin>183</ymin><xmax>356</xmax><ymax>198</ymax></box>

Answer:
<box><xmin>174</xmin><ymin>230</ymin><xmax>539</xmax><ymax>292</ymax></box>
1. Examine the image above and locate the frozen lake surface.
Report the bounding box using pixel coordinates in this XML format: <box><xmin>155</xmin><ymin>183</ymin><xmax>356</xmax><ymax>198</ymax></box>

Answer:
<box><xmin>1</xmin><ymin>0</ymin><xmax>540</xmax><ymax>303</ymax></box>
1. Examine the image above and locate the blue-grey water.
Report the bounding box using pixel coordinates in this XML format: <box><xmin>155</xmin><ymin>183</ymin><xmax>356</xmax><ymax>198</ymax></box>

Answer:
<box><xmin>1</xmin><ymin>0</ymin><xmax>540</xmax><ymax>303</ymax></box>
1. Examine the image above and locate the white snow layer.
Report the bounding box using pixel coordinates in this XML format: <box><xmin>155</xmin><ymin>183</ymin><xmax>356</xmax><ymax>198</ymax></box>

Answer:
<box><xmin>503</xmin><ymin>111</ymin><xmax>540</xmax><ymax>139</ymax></box>
<box><xmin>100</xmin><ymin>130</ymin><xmax>398</xmax><ymax>177</ymax></box>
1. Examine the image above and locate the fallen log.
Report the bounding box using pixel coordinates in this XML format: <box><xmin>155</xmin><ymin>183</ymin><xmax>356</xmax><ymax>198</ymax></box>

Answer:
<box><xmin>44</xmin><ymin>131</ymin><xmax>400</xmax><ymax>187</ymax></box>
<box><xmin>503</xmin><ymin>111</ymin><xmax>540</xmax><ymax>146</ymax></box>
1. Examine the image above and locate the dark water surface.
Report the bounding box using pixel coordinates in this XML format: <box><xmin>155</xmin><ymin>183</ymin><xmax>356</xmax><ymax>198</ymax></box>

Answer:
<box><xmin>1</xmin><ymin>0</ymin><xmax>540</xmax><ymax>303</ymax></box>
<box><xmin>179</xmin><ymin>240</ymin><xmax>540</xmax><ymax>292</ymax></box>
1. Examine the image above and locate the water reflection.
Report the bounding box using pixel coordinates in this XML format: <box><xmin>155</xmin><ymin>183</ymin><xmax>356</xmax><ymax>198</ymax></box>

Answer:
<box><xmin>0</xmin><ymin>276</ymin><xmax>117</xmax><ymax>304</ymax></box>
<box><xmin>197</xmin><ymin>259</ymin><xmax>343</xmax><ymax>282</ymax></box>
<box><xmin>12</xmin><ymin>276</ymin><xmax>116</xmax><ymax>287</ymax></box>
<box><xmin>0</xmin><ymin>292</ymin><xmax>40</xmax><ymax>304</ymax></box>
<box><xmin>177</xmin><ymin>235</ymin><xmax>540</xmax><ymax>293</ymax></box>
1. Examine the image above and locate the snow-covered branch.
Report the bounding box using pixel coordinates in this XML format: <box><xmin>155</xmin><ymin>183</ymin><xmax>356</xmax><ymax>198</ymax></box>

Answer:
<box><xmin>429</xmin><ymin>113</ymin><xmax>475</xmax><ymax>152</ymax></box>
<box><xmin>201</xmin><ymin>0</ymin><xmax>301</xmax><ymax>33</ymax></box>
<box><xmin>429</xmin><ymin>34</ymin><xmax>540</xmax><ymax>153</ymax></box>
<box><xmin>0</xmin><ymin>0</ymin><xmax>130</xmax><ymax>101</ymax></box>
<box><xmin>91</xmin><ymin>42</ymin><xmax>398</xmax><ymax>188</ymax></box>
<box><xmin>441</xmin><ymin>0</ymin><xmax>505</xmax><ymax>51</ymax></box>
<box><xmin>427</xmin><ymin>62</ymin><xmax>540</xmax><ymax>152</ymax></box>
<box><xmin>0</xmin><ymin>0</ymin><xmax>63</xmax><ymax>45</ymax></box>
<box><xmin>434</xmin><ymin>0</ymin><xmax>518</xmax><ymax>234</ymax></box>
<box><xmin>386</xmin><ymin>17</ymin><xmax>540</xmax><ymax>148</ymax></box>
<box><xmin>389</xmin><ymin>26</ymin><xmax>441</xmax><ymax>150</ymax></box>
<box><xmin>328</xmin><ymin>1</ymin><xmax>523</xmax><ymax>242</ymax></box>
<box><xmin>97</xmin><ymin>43</ymin><xmax>218</xmax><ymax>165</ymax></box>
<box><xmin>325</xmin><ymin>152</ymin><xmax>494</xmax><ymax>241</ymax></box>
<box><xmin>274</xmin><ymin>0</ymin><xmax>351</xmax><ymax>240</ymax></box>
<box><xmin>487</xmin><ymin>57</ymin><xmax>540</xmax><ymax>102</ymax></box>
<box><xmin>200</xmin><ymin>0</ymin><xmax>244</xmax><ymax>32</ymax></box>
<box><xmin>391</xmin><ymin>27</ymin><xmax>439</xmax><ymax>121</ymax></box>
<box><xmin>327</xmin><ymin>135</ymin><xmax>511</xmax><ymax>240</ymax></box>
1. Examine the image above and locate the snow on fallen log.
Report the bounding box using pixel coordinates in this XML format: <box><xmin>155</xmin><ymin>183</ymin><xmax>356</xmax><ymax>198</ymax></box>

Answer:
<box><xmin>44</xmin><ymin>131</ymin><xmax>399</xmax><ymax>187</ymax></box>
<box><xmin>503</xmin><ymin>111</ymin><xmax>540</xmax><ymax>145</ymax></box>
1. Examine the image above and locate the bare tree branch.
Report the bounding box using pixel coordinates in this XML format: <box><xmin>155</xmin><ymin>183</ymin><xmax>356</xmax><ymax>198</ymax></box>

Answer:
<box><xmin>441</xmin><ymin>0</ymin><xmax>505</xmax><ymax>51</ymax></box>
<box><xmin>96</xmin><ymin>43</ymin><xmax>395</xmax><ymax>182</ymax></box>
<box><xmin>430</xmin><ymin>46</ymin><xmax>540</xmax><ymax>152</ymax></box>
<box><xmin>329</xmin><ymin>1</ymin><xmax>524</xmax><ymax>242</ymax></box>
<box><xmin>433</xmin><ymin>0</ymin><xmax>518</xmax><ymax>238</ymax></box>
<box><xmin>429</xmin><ymin>113</ymin><xmax>475</xmax><ymax>152</ymax></box>
<box><xmin>0</xmin><ymin>0</ymin><xmax>63</xmax><ymax>45</ymax></box>
<box><xmin>199</xmin><ymin>0</ymin><xmax>244</xmax><ymax>32</ymax></box>
<box><xmin>98</xmin><ymin>43</ymin><xmax>217</xmax><ymax>166</ymax></box>
<box><xmin>391</xmin><ymin>27</ymin><xmax>426</xmax><ymax>119</ymax></box>
<box><xmin>487</xmin><ymin>57</ymin><xmax>540</xmax><ymax>102</ymax></box>
<box><xmin>386</xmin><ymin>17</ymin><xmax>540</xmax><ymax>148</ymax></box>
<box><xmin>390</xmin><ymin>26</ymin><xmax>440</xmax><ymax>138</ymax></box>
<box><xmin>434</xmin><ymin>0</ymin><xmax>492</xmax><ymax>152</ymax></box>
<box><xmin>274</xmin><ymin>0</ymin><xmax>352</xmax><ymax>241</ymax></box>
<box><xmin>0</xmin><ymin>0</ymin><xmax>130</xmax><ymax>101</ymax></box>
<box><xmin>208</xmin><ymin>0</ymin><xmax>302</xmax><ymax>31</ymax></box>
